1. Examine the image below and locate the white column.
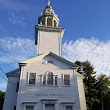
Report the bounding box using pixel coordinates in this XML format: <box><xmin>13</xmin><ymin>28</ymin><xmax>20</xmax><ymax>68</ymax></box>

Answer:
<box><xmin>46</xmin><ymin>74</ymin><xmax>48</xmax><ymax>85</ymax></box>
<box><xmin>43</xmin><ymin>103</ymin><xmax>45</xmax><ymax>110</ymax></box>
<box><xmin>64</xmin><ymin>105</ymin><xmax>66</xmax><ymax>110</ymax></box>
<box><xmin>41</xmin><ymin>75</ymin><xmax>43</xmax><ymax>85</ymax></box>
<box><xmin>55</xmin><ymin>103</ymin><xmax>58</xmax><ymax>110</ymax></box>
<box><xmin>45</xmin><ymin>17</ymin><xmax>47</xmax><ymax>25</ymax></box>
<box><xmin>53</xmin><ymin>76</ymin><xmax>55</xmax><ymax>86</ymax></box>
<box><xmin>52</xmin><ymin>18</ymin><xmax>54</xmax><ymax>27</ymax></box>
<box><xmin>23</xmin><ymin>106</ymin><xmax>26</xmax><ymax>110</ymax></box>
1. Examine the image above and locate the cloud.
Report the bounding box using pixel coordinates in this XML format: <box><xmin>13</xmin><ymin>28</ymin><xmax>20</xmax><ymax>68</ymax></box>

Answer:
<box><xmin>8</xmin><ymin>12</ymin><xmax>25</xmax><ymax>25</ymax></box>
<box><xmin>0</xmin><ymin>37</ymin><xmax>110</xmax><ymax>76</ymax></box>
<box><xmin>0</xmin><ymin>83</ymin><xmax>7</xmax><ymax>88</ymax></box>
<box><xmin>0</xmin><ymin>37</ymin><xmax>36</xmax><ymax>64</ymax></box>
<box><xmin>63</xmin><ymin>38</ymin><xmax>110</xmax><ymax>76</ymax></box>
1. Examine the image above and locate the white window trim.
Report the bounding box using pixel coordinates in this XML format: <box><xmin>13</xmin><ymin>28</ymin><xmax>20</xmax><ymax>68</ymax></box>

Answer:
<box><xmin>62</xmin><ymin>74</ymin><xmax>71</xmax><ymax>86</ymax></box>
<box><xmin>22</xmin><ymin>102</ymin><xmax>37</xmax><ymax>110</ymax></box>
<box><xmin>41</xmin><ymin>72</ymin><xmax>58</xmax><ymax>86</ymax></box>
<box><xmin>27</xmin><ymin>72</ymin><xmax>36</xmax><ymax>85</ymax></box>
<box><xmin>41</xmin><ymin>99</ymin><xmax>58</xmax><ymax>110</ymax></box>
<box><xmin>62</xmin><ymin>103</ymin><xmax>75</xmax><ymax>110</ymax></box>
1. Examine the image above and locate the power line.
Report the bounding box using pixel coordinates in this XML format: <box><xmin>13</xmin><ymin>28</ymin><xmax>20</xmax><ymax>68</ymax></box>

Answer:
<box><xmin>0</xmin><ymin>68</ymin><xmax>17</xmax><ymax>86</ymax></box>
<box><xmin>0</xmin><ymin>68</ymin><xmax>7</xmax><ymax>77</ymax></box>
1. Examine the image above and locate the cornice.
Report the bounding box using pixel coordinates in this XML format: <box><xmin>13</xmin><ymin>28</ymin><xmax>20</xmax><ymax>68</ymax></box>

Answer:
<box><xmin>36</xmin><ymin>25</ymin><xmax>64</xmax><ymax>32</ymax></box>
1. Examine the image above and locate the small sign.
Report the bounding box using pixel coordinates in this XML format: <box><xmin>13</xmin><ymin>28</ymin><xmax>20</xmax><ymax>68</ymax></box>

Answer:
<box><xmin>35</xmin><ymin>93</ymin><xmax>64</xmax><ymax>97</ymax></box>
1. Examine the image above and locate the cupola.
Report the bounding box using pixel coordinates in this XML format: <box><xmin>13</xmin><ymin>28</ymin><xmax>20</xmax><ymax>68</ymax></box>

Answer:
<box><xmin>38</xmin><ymin>1</ymin><xmax>59</xmax><ymax>27</ymax></box>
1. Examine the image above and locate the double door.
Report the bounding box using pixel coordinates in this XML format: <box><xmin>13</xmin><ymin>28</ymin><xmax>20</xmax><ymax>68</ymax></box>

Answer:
<box><xmin>45</xmin><ymin>104</ymin><xmax>55</xmax><ymax>110</ymax></box>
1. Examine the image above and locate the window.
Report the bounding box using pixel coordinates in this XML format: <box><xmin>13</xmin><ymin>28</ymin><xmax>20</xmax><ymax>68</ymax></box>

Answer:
<box><xmin>29</xmin><ymin>73</ymin><xmax>36</xmax><ymax>84</ymax></box>
<box><xmin>16</xmin><ymin>82</ymin><xmax>19</xmax><ymax>92</ymax></box>
<box><xmin>47</xmin><ymin>72</ymin><xmax>53</xmax><ymax>85</ymax></box>
<box><xmin>26</xmin><ymin>106</ymin><xmax>34</xmax><ymax>110</ymax></box>
<box><xmin>47</xmin><ymin>18</ymin><xmax>52</xmax><ymax>26</ymax></box>
<box><xmin>64</xmin><ymin>75</ymin><xmax>70</xmax><ymax>85</ymax></box>
<box><xmin>42</xmin><ymin>71</ymin><xmax>58</xmax><ymax>86</ymax></box>
<box><xmin>55</xmin><ymin>76</ymin><xmax>57</xmax><ymax>85</ymax></box>
<box><xmin>43</xmin><ymin>74</ymin><xmax>46</xmax><ymax>85</ymax></box>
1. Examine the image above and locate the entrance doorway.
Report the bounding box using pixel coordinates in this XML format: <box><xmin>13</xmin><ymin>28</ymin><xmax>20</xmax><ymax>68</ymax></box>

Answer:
<box><xmin>65</xmin><ymin>106</ymin><xmax>72</xmax><ymax>110</ymax></box>
<box><xmin>45</xmin><ymin>104</ymin><xmax>55</xmax><ymax>110</ymax></box>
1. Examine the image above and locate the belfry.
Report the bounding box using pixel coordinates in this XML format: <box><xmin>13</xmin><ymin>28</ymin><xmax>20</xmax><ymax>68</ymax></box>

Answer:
<box><xmin>3</xmin><ymin>1</ymin><xmax>87</xmax><ymax>110</ymax></box>
<box><xmin>35</xmin><ymin>1</ymin><xmax>64</xmax><ymax>56</ymax></box>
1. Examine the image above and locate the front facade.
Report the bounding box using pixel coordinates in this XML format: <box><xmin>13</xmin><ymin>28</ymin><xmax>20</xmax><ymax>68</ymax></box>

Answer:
<box><xmin>3</xmin><ymin>1</ymin><xmax>87</xmax><ymax>110</ymax></box>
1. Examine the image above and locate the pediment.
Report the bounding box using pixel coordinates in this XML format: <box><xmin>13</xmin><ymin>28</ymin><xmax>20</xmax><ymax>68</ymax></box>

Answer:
<box><xmin>19</xmin><ymin>52</ymin><xmax>78</xmax><ymax>69</ymax></box>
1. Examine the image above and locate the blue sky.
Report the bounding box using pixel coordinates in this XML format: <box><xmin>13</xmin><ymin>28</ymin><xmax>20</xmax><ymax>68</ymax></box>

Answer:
<box><xmin>0</xmin><ymin>0</ymin><xmax>110</xmax><ymax>91</ymax></box>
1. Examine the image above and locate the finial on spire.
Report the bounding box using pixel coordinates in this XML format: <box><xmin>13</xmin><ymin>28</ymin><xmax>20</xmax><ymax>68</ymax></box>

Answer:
<box><xmin>48</xmin><ymin>0</ymin><xmax>51</xmax><ymax>5</ymax></box>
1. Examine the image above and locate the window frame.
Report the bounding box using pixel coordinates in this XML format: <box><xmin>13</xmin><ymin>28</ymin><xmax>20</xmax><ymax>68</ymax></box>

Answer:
<box><xmin>41</xmin><ymin>71</ymin><xmax>58</xmax><ymax>86</ymax></box>
<box><xmin>62</xmin><ymin>103</ymin><xmax>74</xmax><ymax>110</ymax></box>
<box><xmin>26</xmin><ymin>106</ymin><xmax>34</xmax><ymax>110</ymax></box>
<box><xmin>22</xmin><ymin>102</ymin><xmax>37</xmax><ymax>110</ymax></box>
<box><xmin>63</xmin><ymin>74</ymin><xmax>71</xmax><ymax>86</ymax></box>
<box><xmin>47</xmin><ymin>72</ymin><xmax>54</xmax><ymax>85</ymax></box>
<box><xmin>27</xmin><ymin>72</ymin><xmax>36</xmax><ymax>85</ymax></box>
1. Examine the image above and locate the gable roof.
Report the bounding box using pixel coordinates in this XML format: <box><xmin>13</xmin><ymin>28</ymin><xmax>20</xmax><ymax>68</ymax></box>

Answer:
<box><xmin>6</xmin><ymin>53</ymin><xmax>84</xmax><ymax>78</ymax></box>
<box><xmin>19</xmin><ymin>52</ymin><xmax>79</xmax><ymax>68</ymax></box>
<box><xmin>6</xmin><ymin>68</ymin><xmax>20</xmax><ymax>76</ymax></box>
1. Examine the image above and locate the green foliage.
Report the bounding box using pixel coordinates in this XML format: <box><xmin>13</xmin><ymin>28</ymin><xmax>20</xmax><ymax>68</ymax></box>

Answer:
<box><xmin>75</xmin><ymin>61</ymin><xmax>110</xmax><ymax>110</ymax></box>
<box><xmin>0</xmin><ymin>90</ymin><xmax>5</xmax><ymax>110</ymax></box>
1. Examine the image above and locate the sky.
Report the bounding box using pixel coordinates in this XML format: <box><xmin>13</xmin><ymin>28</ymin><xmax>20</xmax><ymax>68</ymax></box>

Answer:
<box><xmin>0</xmin><ymin>0</ymin><xmax>110</xmax><ymax>91</ymax></box>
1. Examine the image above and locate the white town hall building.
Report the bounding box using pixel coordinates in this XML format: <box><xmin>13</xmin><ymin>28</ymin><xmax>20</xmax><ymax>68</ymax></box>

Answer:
<box><xmin>3</xmin><ymin>1</ymin><xmax>87</xmax><ymax>110</ymax></box>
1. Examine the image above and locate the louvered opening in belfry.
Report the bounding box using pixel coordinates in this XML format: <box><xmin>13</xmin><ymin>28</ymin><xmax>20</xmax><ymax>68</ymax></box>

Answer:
<box><xmin>47</xmin><ymin>18</ymin><xmax>52</xmax><ymax>26</ymax></box>
<box><xmin>54</xmin><ymin>20</ymin><xmax>57</xmax><ymax>27</ymax></box>
<box><xmin>41</xmin><ymin>19</ymin><xmax>45</xmax><ymax>25</ymax></box>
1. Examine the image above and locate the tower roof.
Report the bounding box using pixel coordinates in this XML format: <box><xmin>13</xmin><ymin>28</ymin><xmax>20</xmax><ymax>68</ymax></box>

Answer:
<box><xmin>38</xmin><ymin>0</ymin><xmax>59</xmax><ymax>27</ymax></box>
<box><xmin>41</xmin><ymin>1</ymin><xmax>56</xmax><ymax>16</ymax></box>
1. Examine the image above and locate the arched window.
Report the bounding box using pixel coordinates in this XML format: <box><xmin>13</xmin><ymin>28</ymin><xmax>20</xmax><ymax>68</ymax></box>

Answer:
<box><xmin>47</xmin><ymin>18</ymin><xmax>52</xmax><ymax>26</ymax></box>
<box><xmin>47</xmin><ymin>72</ymin><xmax>53</xmax><ymax>85</ymax></box>
<box><xmin>42</xmin><ymin>71</ymin><xmax>58</xmax><ymax>86</ymax></box>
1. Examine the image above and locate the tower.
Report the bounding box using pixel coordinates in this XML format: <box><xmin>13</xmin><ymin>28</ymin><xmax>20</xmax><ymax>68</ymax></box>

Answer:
<box><xmin>35</xmin><ymin>1</ymin><xmax>64</xmax><ymax>56</ymax></box>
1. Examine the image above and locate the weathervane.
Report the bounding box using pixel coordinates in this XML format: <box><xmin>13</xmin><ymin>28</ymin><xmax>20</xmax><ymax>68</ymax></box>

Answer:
<box><xmin>48</xmin><ymin>0</ymin><xmax>51</xmax><ymax>5</ymax></box>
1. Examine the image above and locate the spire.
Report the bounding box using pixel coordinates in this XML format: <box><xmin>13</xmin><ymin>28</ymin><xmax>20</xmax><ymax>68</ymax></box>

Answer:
<box><xmin>48</xmin><ymin>0</ymin><xmax>51</xmax><ymax>5</ymax></box>
<box><xmin>38</xmin><ymin>0</ymin><xmax>59</xmax><ymax>27</ymax></box>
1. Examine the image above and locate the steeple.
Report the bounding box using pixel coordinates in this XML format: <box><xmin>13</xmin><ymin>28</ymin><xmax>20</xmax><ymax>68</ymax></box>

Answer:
<box><xmin>38</xmin><ymin>0</ymin><xmax>59</xmax><ymax>27</ymax></box>
<box><xmin>35</xmin><ymin>1</ymin><xmax>64</xmax><ymax>56</ymax></box>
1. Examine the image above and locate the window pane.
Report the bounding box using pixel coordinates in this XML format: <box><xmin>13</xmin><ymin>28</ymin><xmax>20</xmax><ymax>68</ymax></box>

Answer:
<box><xmin>29</xmin><ymin>73</ymin><xmax>36</xmax><ymax>84</ymax></box>
<box><xmin>64</xmin><ymin>75</ymin><xmax>70</xmax><ymax>85</ymax></box>
<box><xmin>43</xmin><ymin>74</ymin><xmax>46</xmax><ymax>85</ymax></box>
<box><xmin>47</xmin><ymin>72</ymin><xmax>53</xmax><ymax>85</ymax></box>
<box><xmin>55</xmin><ymin>76</ymin><xmax>58</xmax><ymax>85</ymax></box>
<box><xmin>26</xmin><ymin>106</ymin><xmax>34</xmax><ymax>110</ymax></box>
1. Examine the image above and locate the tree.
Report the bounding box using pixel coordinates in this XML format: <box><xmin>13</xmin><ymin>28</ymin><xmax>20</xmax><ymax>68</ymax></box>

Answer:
<box><xmin>95</xmin><ymin>74</ymin><xmax>110</xmax><ymax>110</ymax></box>
<box><xmin>75</xmin><ymin>61</ymin><xmax>110</xmax><ymax>110</ymax></box>
<box><xmin>103</xmin><ymin>89</ymin><xmax>110</xmax><ymax>110</ymax></box>
<box><xmin>75</xmin><ymin>61</ymin><xmax>98</xmax><ymax>110</ymax></box>
<box><xmin>0</xmin><ymin>90</ymin><xmax>5</xmax><ymax>110</ymax></box>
